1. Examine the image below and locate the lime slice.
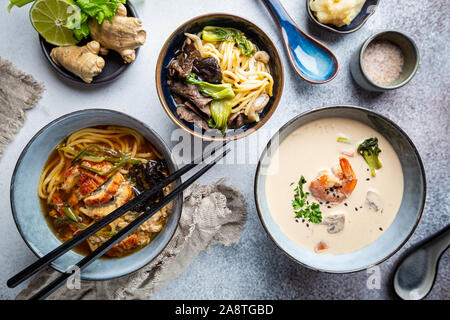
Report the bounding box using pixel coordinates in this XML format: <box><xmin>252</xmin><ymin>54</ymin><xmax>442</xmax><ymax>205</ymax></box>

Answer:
<box><xmin>29</xmin><ymin>0</ymin><xmax>79</xmax><ymax>46</ymax></box>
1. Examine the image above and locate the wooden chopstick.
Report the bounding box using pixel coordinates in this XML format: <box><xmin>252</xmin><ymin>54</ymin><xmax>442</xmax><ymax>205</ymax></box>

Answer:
<box><xmin>7</xmin><ymin>142</ymin><xmax>229</xmax><ymax>289</ymax></box>
<box><xmin>30</xmin><ymin>146</ymin><xmax>230</xmax><ymax>300</ymax></box>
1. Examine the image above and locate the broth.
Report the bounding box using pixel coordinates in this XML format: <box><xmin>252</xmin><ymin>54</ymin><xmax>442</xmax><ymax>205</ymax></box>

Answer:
<box><xmin>39</xmin><ymin>126</ymin><xmax>170</xmax><ymax>258</ymax></box>
<box><xmin>265</xmin><ymin>118</ymin><xmax>404</xmax><ymax>254</ymax></box>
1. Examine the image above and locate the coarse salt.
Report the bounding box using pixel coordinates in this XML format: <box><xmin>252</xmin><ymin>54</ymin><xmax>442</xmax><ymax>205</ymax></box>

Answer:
<box><xmin>362</xmin><ymin>40</ymin><xmax>404</xmax><ymax>86</ymax></box>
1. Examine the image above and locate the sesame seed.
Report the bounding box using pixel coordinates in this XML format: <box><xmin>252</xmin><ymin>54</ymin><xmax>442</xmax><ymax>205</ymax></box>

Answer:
<box><xmin>327</xmin><ymin>206</ymin><xmax>331</xmax><ymax>209</ymax></box>
<box><xmin>296</xmin><ymin>219</ymin><xmax>299</xmax><ymax>223</ymax></box>
<box><xmin>355</xmin><ymin>207</ymin><xmax>358</xmax><ymax>211</ymax></box>
<box><xmin>366</xmin><ymin>178</ymin><xmax>370</xmax><ymax>181</ymax></box>
<box><xmin>344</xmin><ymin>203</ymin><xmax>348</xmax><ymax>206</ymax></box>
<box><xmin>379</xmin><ymin>227</ymin><xmax>383</xmax><ymax>231</ymax></box>
<box><xmin>306</xmin><ymin>223</ymin><xmax>309</xmax><ymax>228</ymax></box>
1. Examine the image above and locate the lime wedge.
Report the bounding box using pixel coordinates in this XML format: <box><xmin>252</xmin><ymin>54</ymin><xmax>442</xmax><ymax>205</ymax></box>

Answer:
<box><xmin>29</xmin><ymin>0</ymin><xmax>79</xmax><ymax>46</ymax></box>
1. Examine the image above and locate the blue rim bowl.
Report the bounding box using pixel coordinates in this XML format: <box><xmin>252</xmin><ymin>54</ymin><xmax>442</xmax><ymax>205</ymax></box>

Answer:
<box><xmin>156</xmin><ymin>13</ymin><xmax>284</xmax><ymax>142</ymax></box>
<box><xmin>10</xmin><ymin>109</ymin><xmax>182</xmax><ymax>280</ymax></box>
<box><xmin>254</xmin><ymin>105</ymin><xmax>426</xmax><ymax>273</ymax></box>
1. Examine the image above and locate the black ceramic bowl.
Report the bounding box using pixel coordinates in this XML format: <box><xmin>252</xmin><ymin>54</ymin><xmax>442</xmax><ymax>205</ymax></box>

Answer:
<box><xmin>40</xmin><ymin>1</ymin><xmax>140</xmax><ymax>85</ymax></box>
<box><xmin>307</xmin><ymin>0</ymin><xmax>380</xmax><ymax>34</ymax></box>
<box><xmin>156</xmin><ymin>13</ymin><xmax>284</xmax><ymax>142</ymax></box>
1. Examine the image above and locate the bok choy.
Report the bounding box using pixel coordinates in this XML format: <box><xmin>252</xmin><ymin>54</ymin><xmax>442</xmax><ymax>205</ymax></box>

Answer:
<box><xmin>185</xmin><ymin>73</ymin><xmax>235</xmax><ymax>100</ymax></box>
<box><xmin>207</xmin><ymin>99</ymin><xmax>233</xmax><ymax>135</ymax></box>
<box><xmin>202</xmin><ymin>26</ymin><xmax>254</xmax><ymax>57</ymax></box>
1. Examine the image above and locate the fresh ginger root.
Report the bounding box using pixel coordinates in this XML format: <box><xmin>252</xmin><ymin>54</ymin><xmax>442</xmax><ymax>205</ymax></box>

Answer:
<box><xmin>50</xmin><ymin>41</ymin><xmax>105</xmax><ymax>83</ymax></box>
<box><xmin>89</xmin><ymin>4</ymin><xmax>146</xmax><ymax>63</ymax></box>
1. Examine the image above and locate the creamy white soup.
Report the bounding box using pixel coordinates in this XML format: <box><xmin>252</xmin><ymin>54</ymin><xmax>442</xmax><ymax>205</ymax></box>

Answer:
<box><xmin>265</xmin><ymin>118</ymin><xmax>404</xmax><ymax>254</ymax></box>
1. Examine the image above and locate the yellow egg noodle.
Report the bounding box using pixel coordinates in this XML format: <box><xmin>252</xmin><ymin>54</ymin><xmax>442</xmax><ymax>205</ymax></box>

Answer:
<box><xmin>37</xmin><ymin>126</ymin><xmax>158</xmax><ymax>203</ymax></box>
<box><xmin>185</xmin><ymin>33</ymin><xmax>274</xmax><ymax>121</ymax></box>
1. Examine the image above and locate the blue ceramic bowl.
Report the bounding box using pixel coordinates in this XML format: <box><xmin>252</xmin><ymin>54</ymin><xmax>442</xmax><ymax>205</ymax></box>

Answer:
<box><xmin>255</xmin><ymin>106</ymin><xmax>426</xmax><ymax>273</ymax></box>
<box><xmin>10</xmin><ymin>109</ymin><xmax>182</xmax><ymax>280</ymax></box>
<box><xmin>156</xmin><ymin>13</ymin><xmax>284</xmax><ymax>141</ymax></box>
<box><xmin>307</xmin><ymin>0</ymin><xmax>380</xmax><ymax>34</ymax></box>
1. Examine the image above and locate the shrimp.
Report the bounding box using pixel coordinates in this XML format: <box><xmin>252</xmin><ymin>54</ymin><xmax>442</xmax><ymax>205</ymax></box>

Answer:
<box><xmin>314</xmin><ymin>241</ymin><xmax>328</xmax><ymax>253</ymax></box>
<box><xmin>309</xmin><ymin>157</ymin><xmax>357</xmax><ymax>204</ymax></box>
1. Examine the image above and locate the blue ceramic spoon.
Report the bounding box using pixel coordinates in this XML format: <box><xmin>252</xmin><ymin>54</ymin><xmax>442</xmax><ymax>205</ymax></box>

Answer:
<box><xmin>263</xmin><ymin>0</ymin><xmax>339</xmax><ymax>83</ymax></box>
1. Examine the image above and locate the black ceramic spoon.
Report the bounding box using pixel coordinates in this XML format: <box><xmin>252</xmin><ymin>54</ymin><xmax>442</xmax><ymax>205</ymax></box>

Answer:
<box><xmin>394</xmin><ymin>225</ymin><xmax>450</xmax><ymax>300</ymax></box>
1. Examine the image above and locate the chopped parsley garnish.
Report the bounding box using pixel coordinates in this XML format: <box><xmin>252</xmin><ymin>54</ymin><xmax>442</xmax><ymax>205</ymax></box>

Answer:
<box><xmin>291</xmin><ymin>176</ymin><xmax>322</xmax><ymax>224</ymax></box>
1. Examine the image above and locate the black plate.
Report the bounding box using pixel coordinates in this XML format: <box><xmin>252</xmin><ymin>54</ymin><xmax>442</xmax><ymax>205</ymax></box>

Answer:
<box><xmin>40</xmin><ymin>1</ymin><xmax>140</xmax><ymax>85</ymax></box>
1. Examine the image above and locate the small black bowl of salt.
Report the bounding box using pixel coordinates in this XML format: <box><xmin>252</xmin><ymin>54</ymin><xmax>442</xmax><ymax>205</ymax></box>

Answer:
<box><xmin>350</xmin><ymin>31</ymin><xmax>419</xmax><ymax>92</ymax></box>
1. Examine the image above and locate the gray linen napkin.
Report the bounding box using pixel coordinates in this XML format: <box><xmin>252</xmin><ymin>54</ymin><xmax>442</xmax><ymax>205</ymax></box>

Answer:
<box><xmin>0</xmin><ymin>57</ymin><xmax>44</xmax><ymax>157</ymax></box>
<box><xmin>17</xmin><ymin>180</ymin><xmax>248</xmax><ymax>300</ymax></box>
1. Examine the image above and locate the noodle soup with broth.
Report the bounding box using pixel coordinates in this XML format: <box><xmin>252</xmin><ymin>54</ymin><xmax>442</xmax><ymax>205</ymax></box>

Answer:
<box><xmin>39</xmin><ymin>126</ymin><xmax>172</xmax><ymax>258</ymax></box>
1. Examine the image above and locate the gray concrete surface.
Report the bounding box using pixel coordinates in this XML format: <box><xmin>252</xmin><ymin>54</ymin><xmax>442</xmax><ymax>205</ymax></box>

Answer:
<box><xmin>0</xmin><ymin>0</ymin><xmax>448</xmax><ymax>299</ymax></box>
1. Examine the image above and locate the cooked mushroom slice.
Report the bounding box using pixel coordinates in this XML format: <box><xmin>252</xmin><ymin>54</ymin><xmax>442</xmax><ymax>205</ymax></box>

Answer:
<box><xmin>247</xmin><ymin>108</ymin><xmax>259</xmax><ymax>123</ymax></box>
<box><xmin>254</xmin><ymin>51</ymin><xmax>270</xmax><ymax>64</ymax></box>
<box><xmin>193</xmin><ymin>57</ymin><xmax>222</xmax><ymax>84</ymax></box>
<box><xmin>366</xmin><ymin>190</ymin><xmax>383</xmax><ymax>212</ymax></box>
<box><xmin>246</xmin><ymin>93</ymin><xmax>271</xmax><ymax>123</ymax></box>
<box><xmin>253</xmin><ymin>93</ymin><xmax>270</xmax><ymax>113</ymax></box>
<box><xmin>167</xmin><ymin>39</ymin><xmax>201</xmax><ymax>78</ymax></box>
<box><xmin>321</xmin><ymin>213</ymin><xmax>345</xmax><ymax>234</ymax></box>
